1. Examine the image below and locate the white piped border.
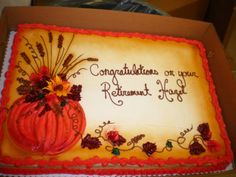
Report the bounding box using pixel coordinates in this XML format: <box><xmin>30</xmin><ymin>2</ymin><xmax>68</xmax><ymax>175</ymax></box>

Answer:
<box><xmin>0</xmin><ymin>31</ymin><xmax>16</xmax><ymax>96</ymax></box>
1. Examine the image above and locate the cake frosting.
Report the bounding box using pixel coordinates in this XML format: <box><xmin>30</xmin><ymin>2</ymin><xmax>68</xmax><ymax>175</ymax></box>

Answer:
<box><xmin>0</xmin><ymin>24</ymin><xmax>233</xmax><ymax>175</ymax></box>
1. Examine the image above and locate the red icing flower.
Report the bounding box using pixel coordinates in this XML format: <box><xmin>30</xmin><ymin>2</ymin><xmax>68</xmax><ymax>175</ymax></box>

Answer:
<box><xmin>142</xmin><ymin>142</ymin><xmax>157</xmax><ymax>156</ymax></box>
<box><xmin>67</xmin><ymin>85</ymin><xmax>82</xmax><ymax>101</ymax></box>
<box><xmin>39</xmin><ymin>65</ymin><xmax>50</xmax><ymax>76</ymax></box>
<box><xmin>197</xmin><ymin>123</ymin><xmax>212</xmax><ymax>141</ymax></box>
<box><xmin>207</xmin><ymin>140</ymin><xmax>221</xmax><ymax>152</ymax></box>
<box><xmin>30</xmin><ymin>72</ymin><xmax>42</xmax><ymax>85</ymax></box>
<box><xmin>107</xmin><ymin>131</ymin><xmax>126</xmax><ymax>146</ymax></box>
<box><xmin>24</xmin><ymin>90</ymin><xmax>39</xmax><ymax>102</ymax></box>
<box><xmin>29</xmin><ymin>66</ymin><xmax>50</xmax><ymax>88</ymax></box>
<box><xmin>189</xmin><ymin>139</ymin><xmax>205</xmax><ymax>155</ymax></box>
<box><xmin>107</xmin><ymin>131</ymin><xmax>119</xmax><ymax>141</ymax></box>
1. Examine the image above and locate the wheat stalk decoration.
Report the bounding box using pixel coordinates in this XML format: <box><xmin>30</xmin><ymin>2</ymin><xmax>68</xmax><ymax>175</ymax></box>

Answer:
<box><xmin>19</xmin><ymin>31</ymin><xmax>98</xmax><ymax>80</ymax></box>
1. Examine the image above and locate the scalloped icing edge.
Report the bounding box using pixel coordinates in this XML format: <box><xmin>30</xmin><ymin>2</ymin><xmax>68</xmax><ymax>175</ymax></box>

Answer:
<box><xmin>0</xmin><ymin>24</ymin><xmax>234</xmax><ymax>175</ymax></box>
<box><xmin>0</xmin><ymin>31</ymin><xmax>17</xmax><ymax>95</ymax></box>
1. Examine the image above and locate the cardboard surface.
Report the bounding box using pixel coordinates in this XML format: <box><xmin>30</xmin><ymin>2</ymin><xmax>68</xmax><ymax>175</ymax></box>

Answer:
<box><xmin>148</xmin><ymin>0</ymin><xmax>209</xmax><ymax>20</ymax></box>
<box><xmin>0</xmin><ymin>6</ymin><xmax>235</xmax><ymax>177</ymax></box>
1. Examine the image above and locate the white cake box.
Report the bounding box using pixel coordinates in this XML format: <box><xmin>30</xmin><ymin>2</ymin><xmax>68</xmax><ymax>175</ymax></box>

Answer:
<box><xmin>0</xmin><ymin>7</ymin><xmax>235</xmax><ymax>177</ymax></box>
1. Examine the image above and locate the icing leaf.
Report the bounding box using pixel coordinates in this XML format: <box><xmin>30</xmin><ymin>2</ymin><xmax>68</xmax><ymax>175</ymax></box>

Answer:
<box><xmin>166</xmin><ymin>140</ymin><xmax>173</xmax><ymax>148</ymax></box>
<box><xmin>112</xmin><ymin>148</ymin><xmax>120</xmax><ymax>156</ymax></box>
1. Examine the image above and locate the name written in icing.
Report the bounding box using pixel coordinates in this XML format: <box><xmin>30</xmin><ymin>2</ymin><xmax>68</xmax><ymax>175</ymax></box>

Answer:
<box><xmin>156</xmin><ymin>77</ymin><xmax>187</xmax><ymax>102</ymax></box>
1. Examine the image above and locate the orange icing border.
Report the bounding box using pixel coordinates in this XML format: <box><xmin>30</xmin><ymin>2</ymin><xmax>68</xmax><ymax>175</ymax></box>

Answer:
<box><xmin>0</xmin><ymin>24</ymin><xmax>233</xmax><ymax>175</ymax></box>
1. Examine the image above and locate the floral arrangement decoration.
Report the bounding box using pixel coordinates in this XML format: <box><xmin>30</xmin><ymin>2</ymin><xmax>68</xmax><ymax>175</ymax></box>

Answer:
<box><xmin>81</xmin><ymin>121</ymin><xmax>221</xmax><ymax>156</ymax></box>
<box><xmin>16</xmin><ymin>32</ymin><xmax>98</xmax><ymax>116</ymax></box>
<box><xmin>7</xmin><ymin>31</ymin><xmax>98</xmax><ymax>155</ymax></box>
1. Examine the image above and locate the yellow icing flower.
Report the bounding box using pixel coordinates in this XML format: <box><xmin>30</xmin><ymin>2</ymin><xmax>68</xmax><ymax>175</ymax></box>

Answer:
<box><xmin>45</xmin><ymin>75</ymin><xmax>70</xmax><ymax>97</ymax></box>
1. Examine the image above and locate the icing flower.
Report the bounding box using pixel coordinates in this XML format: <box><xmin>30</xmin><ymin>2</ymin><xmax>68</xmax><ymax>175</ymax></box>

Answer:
<box><xmin>207</xmin><ymin>140</ymin><xmax>221</xmax><ymax>152</ymax></box>
<box><xmin>45</xmin><ymin>75</ymin><xmax>70</xmax><ymax>97</ymax></box>
<box><xmin>30</xmin><ymin>72</ymin><xmax>42</xmax><ymax>85</ymax></box>
<box><xmin>38</xmin><ymin>65</ymin><xmax>50</xmax><ymax>76</ymax></box>
<box><xmin>197</xmin><ymin>123</ymin><xmax>212</xmax><ymax>141</ymax></box>
<box><xmin>25</xmin><ymin>90</ymin><xmax>42</xmax><ymax>102</ymax></box>
<box><xmin>67</xmin><ymin>85</ymin><xmax>82</xmax><ymax>101</ymax></box>
<box><xmin>30</xmin><ymin>66</ymin><xmax>50</xmax><ymax>88</ymax></box>
<box><xmin>142</xmin><ymin>142</ymin><xmax>157</xmax><ymax>156</ymax></box>
<box><xmin>107</xmin><ymin>131</ymin><xmax>126</xmax><ymax>146</ymax></box>
<box><xmin>189</xmin><ymin>139</ymin><xmax>205</xmax><ymax>155</ymax></box>
<box><xmin>107</xmin><ymin>131</ymin><xmax>119</xmax><ymax>141</ymax></box>
<box><xmin>81</xmin><ymin>134</ymin><xmax>101</xmax><ymax>149</ymax></box>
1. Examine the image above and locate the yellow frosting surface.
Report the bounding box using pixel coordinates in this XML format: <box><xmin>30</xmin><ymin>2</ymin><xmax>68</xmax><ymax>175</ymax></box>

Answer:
<box><xmin>1</xmin><ymin>27</ymin><xmax>226</xmax><ymax>161</ymax></box>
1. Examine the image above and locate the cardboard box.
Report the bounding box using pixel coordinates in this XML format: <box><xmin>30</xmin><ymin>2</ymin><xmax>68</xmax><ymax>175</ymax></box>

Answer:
<box><xmin>31</xmin><ymin>0</ymin><xmax>209</xmax><ymax>20</ymax></box>
<box><xmin>148</xmin><ymin>0</ymin><xmax>209</xmax><ymax>20</ymax></box>
<box><xmin>0</xmin><ymin>6</ymin><xmax>235</xmax><ymax>177</ymax></box>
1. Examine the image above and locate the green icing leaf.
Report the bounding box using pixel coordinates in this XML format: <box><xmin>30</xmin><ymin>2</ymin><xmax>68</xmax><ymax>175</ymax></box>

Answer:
<box><xmin>166</xmin><ymin>140</ymin><xmax>173</xmax><ymax>148</ymax></box>
<box><xmin>112</xmin><ymin>148</ymin><xmax>120</xmax><ymax>156</ymax></box>
<box><xmin>60</xmin><ymin>101</ymin><xmax>66</xmax><ymax>107</ymax></box>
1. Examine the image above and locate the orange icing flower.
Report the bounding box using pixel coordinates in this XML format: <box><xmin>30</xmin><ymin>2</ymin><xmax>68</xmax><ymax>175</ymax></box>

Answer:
<box><xmin>45</xmin><ymin>75</ymin><xmax>70</xmax><ymax>97</ymax></box>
